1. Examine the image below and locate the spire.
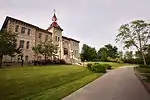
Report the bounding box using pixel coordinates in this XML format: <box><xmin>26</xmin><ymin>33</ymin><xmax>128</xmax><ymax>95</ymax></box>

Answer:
<box><xmin>52</xmin><ymin>9</ymin><xmax>57</xmax><ymax>22</ymax></box>
<box><xmin>47</xmin><ymin>9</ymin><xmax>63</xmax><ymax>31</ymax></box>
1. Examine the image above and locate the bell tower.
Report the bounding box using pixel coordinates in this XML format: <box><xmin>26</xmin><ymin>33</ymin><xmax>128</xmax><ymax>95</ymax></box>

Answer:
<box><xmin>47</xmin><ymin>10</ymin><xmax>63</xmax><ymax>59</ymax></box>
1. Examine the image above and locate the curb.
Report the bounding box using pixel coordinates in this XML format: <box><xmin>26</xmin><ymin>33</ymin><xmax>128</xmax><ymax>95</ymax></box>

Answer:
<box><xmin>134</xmin><ymin>67</ymin><xmax>150</xmax><ymax>94</ymax></box>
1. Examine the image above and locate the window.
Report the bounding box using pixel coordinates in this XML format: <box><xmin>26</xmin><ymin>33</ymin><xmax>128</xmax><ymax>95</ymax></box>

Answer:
<box><xmin>39</xmin><ymin>33</ymin><xmax>42</xmax><ymax>38</ymax></box>
<box><xmin>28</xmin><ymin>29</ymin><xmax>31</xmax><ymax>36</ymax></box>
<box><xmin>21</xmin><ymin>27</ymin><xmax>25</xmax><ymax>34</ymax></box>
<box><xmin>58</xmin><ymin>37</ymin><xmax>60</xmax><ymax>42</ymax></box>
<box><xmin>64</xmin><ymin>48</ymin><xmax>68</xmax><ymax>55</ymax></box>
<box><xmin>19</xmin><ymin>40</ymin><xmax>24</xmax><ymax>48</ymax></box>
<box><xmin>15</xmin><ymin>25</ymin><xmax>19</xmax><ymax>32</ymax></box>
<box><xmin>26</xmin><ymin>41</ymin><xmax>30</xmax><ymax>49</ymax></box>
<box><xmin>25</xmin><ymin>56</ymin><xmax>28</xmax><ymax>61</ymax></box>
<box><xmin>55</xmin><ymin>36</ymin><xmax>57</xmax><ymax>41</ymax></box>
<box><xmin>45</xmin><ymin>35</ymin><xmax>48</xmax><ymax>41</ymax></box>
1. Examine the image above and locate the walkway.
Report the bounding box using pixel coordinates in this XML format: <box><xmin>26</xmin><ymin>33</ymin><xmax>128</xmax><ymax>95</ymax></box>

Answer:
<box><xmin>62</xmin><ymin>66</ymin><xmax>150</xmax><ymax>100</ymax></box>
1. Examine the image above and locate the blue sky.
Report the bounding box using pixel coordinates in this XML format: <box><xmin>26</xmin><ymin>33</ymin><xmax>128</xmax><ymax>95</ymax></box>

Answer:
<box><xmin>0</xmin><ymin>0</ymin><xmax>150</xmax><ymax>51</ymax></box>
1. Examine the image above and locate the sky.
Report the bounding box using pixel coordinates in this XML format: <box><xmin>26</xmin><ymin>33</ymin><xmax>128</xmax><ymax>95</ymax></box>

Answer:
<box><xmin>0</xmin><ymin>0</ymin><xmax>150</xmax><ymax>51</ymax></box>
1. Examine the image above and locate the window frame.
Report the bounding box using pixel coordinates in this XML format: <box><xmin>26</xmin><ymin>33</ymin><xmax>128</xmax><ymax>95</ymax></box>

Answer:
<box><xmin>19</xmin><ymin>40</ymin><xmax>24</xmax><ymax>49</ymax></box>
<box><xmin>26</xmin><ymin>41</ymin><xmax>30</xmax><ymax>49</ymax></box>
<box><xmin>21</xmin><ymin>27</ymin><xmax>25</xmax><ymax>34</ymax></box>
<box><xmin>15</xmin><ymin>25</ymin><xmax>19</xmax><ymax>32</ymax></box>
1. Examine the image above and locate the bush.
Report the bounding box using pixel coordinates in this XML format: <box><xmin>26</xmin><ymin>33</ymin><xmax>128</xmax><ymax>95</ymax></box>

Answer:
<box><xmin>88</xmin><ymin>63</ymin><xmax>106</xmax><ymax>73</ymax></box>
<box><xmin>139</xmin><ymin>64</ymin><xmax>150</xmax><ymax>68</ymax></box>
<box><xmin>59</xmin><ymin>59</ymin><xmax>66</xmax><ymax>64</ymax></box>
<box><xmin>103</xmin><ymin>64</ymin><xmax>112</xmax><ymax>69</ymax></box>
<box><xmin>87</xmin><ymin>63</ymin><xmax>92</xmax><ymax>70</ymax></box>
<box><xmin>33</xmin><ymin>59</ymin><xmax>66</xmax><ymax>65</ymax></box>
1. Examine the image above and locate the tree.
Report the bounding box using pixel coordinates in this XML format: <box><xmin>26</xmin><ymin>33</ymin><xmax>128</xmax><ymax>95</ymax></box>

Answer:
<box><xmin>32</xmin><ymin>44</ymin><xmax>42</xmax><ymax>60</ymax></box>
<box><xmin>118</xmin><ymin>51</ymin><xmax>123</xmax><ymax>60</ymax></box>
<box><xmin>124</xmin><ymin>51</ymin><xmax>133</xmax><ymax>60</ymax></box>
<box><xmin>104</xmin><ymin>44</ymin><xmax>118</xmax><ymax>58</ymax></box>
<box><xmin>98</xmin><ymin>47</ymin><xmax>108</xmax><ymax>61</ymax></box>
<box><xmin>80</xmin><ymin>44</ymin><xmax>98</xmax><ymax>61</ymax></box>
<box><xmin>32</xmin><ymin>40</ymin><xmax>58</xmax><ymax>60</ymax></box>
<box><xmin>0</xmin><ymin>30</ymin><xmax>20</xmax><ymax>67</ymax></box>
<box><xmin>116</xmin><ymin>20</ymin><xmax>150</xmax><ymax>65</ymax></box>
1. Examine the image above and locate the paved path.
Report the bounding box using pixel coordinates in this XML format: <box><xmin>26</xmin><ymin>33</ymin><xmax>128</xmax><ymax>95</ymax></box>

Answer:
<box><xmin>62</xmin><ymin>66</ymin><xmax>150</xmax><ymax>100</ymax></box>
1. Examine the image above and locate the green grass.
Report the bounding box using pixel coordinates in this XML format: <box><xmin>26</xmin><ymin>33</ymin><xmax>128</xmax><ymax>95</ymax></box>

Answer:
<box><xmin>136</xmin><ymin>67</ymin><xmax>150</xmax><ymax>73</ymax></box>
<box><xmin>86</xmin><ymin>61</ymin><xmax>134</xmax><ymax>69</ymax></box>
<box><xmin>0</xmin><ymin>65</ymin><xmax>101</xmax><ymax>100</ymax></box>
<box><xmin>135</xmin><ymin>67</ymin><xmax>150</xmax><ymax>82</ymax></box>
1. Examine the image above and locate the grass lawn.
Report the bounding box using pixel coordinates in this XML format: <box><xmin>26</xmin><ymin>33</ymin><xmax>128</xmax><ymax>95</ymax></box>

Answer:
<box><xmin>136</xmin><ymin>67</ymin><xmax>150</xmax><ymax>73</ymax></box>
<box><xmin>86</xmin><ymin>61</ymin><xmax>135</xmax><ymax>69</ymax></box>
<box><xmin>0</xmin><ymin>65</ymin><xmax>102</xmax><ymax>100</ymax></box>
<box><xmin>136</xmin><ymin>67</ymin><xmax>150</xmax><ymax>82</ymax></box>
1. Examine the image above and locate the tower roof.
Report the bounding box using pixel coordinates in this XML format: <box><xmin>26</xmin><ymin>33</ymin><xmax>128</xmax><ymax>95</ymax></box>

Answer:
<box><xmin>52</xmin><ymin>13</ymin><xmax>57</xmax><ymax>21</ymax></box>
<box><xmin>47</xmin><ymin>10</ymin><xmax>63</xmax><ymax>31</ymax></box>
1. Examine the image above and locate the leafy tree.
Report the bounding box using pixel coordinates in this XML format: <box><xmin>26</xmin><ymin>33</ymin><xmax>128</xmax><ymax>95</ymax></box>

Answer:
<box><xmin>98</xmin><ymin>47</ymin><xmax>108</xmax><ymax>61</ymax></box>
<box><xmin>98</xmin><ymin>44</ymin><xmax>118</xmax><ymax>61</ymax></box>
<box><xmin>116</xmin><ymin>20</ymin><xmax>150</xmax><ymax>65</ymax></box>
<box><xmin>32</xmin><ymin>40</ymin><xmax>58</xmax><ymax>60</ymax></box>
<box><xmin>0</xmin><ymin>30</ymin><xmax>20</xmax><ymax>67</ymax></box>
<box><xmin>118</xmin><ymin>51</ymin><xmax>123</xmax><ymax>60</ymax></box>
<box><xmin>104</xmin><ymin>44</ymin><xmax>118</xmax><ymax>58</ymax></box>
<box><xmin>124</xmin><ymin>51</ymin><xmax>133</xmax><ymax>60</ymax></box>
<box><xmin>80</xmin><ymin>44</ymin><xmax>98</xmax><ymax>61</ymax></box>
<box><xmin>32</xmin><ymin>44</ymin><xmax>42</xmax><ymax>60</ymax></box>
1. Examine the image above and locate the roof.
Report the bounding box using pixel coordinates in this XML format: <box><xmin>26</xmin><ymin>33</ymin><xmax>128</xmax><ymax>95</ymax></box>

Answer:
<box><xmin>62</xmin><ymin>36</ymin><xmax>80</xmax><ymax>43</ymax></box>
<box><xmin>47</xmin><ymin>21</ymin><xmax>63</xmax><ymax>31</ymax></box>
<box><xmin>1</xmin><ymin>16</ymin><xmax>52</xmax><ymax>34</ymax></box>
<box><xmin>1</xmin><ymin>16</ymin><xmax>80</xmax><ymax>43</ymax></box>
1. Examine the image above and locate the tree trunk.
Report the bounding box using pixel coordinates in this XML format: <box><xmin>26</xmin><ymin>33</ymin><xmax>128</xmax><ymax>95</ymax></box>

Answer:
<box><xmin>0</xmin><ymin>54</ymin><xmax>3</xmax><ymax>68</ymax></box>
<box><xmin>138</xmin><ymin>32</ymin><xmax>147</xmax><ymax>66</ymax></box>
<box><xmin>141</xmin><ymin>51</ymin><xmax>147</xmax><ymax>65</ymax></box>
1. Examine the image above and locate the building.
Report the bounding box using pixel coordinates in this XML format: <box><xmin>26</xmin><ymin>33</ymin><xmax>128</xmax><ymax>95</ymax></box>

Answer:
<box><xmin>1</xmin><ymin>12</ymin><xmax>80</xmax><ymax>64</ymax></box>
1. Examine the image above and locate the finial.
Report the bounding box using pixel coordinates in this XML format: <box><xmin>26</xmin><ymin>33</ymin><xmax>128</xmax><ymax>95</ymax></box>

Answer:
<box><xmin>52</xmin><ymin>9</ymin><xmax>57</xmax><ymax>22</ymax></box>
<box><xmin>53</xmin><ymin>9</ymin><xmax>56</xmax><ymax>14</ymax></box>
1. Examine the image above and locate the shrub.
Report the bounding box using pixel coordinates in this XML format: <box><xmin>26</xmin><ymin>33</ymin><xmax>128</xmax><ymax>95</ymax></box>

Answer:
<box><xmin>33</xmin><ymin>59</ymin><xmax>66</xmax><ymax>65</ymax></box>
<box><xmin>103</xmin><ymin>64</ymin><xmax>112</xmax><ymax>70</ymax></box>
<box><xmin>139</xmin><ymin>64</ymin><xmax>150</xmax><ymax>68</ymax></box>
<box><xmin>87</xmin><ymin>63</ymin><xmax>92</xmax><ymax>70</ymax></box>
<box><xmin>88</xmin><ymin>63</ymin><xmax>106</xmax><ymax>73</ymax></box>
<box><xmin>59</xmin><ymin>59</ymin><xmax>66</xmax><ymax>64</ymax></box>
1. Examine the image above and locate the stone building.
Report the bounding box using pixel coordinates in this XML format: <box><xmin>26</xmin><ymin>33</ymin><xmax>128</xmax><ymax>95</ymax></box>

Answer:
<box><xmin>1</xmin><ymin>12</ymin><xmax>80</xmax><ymax>64</ymax></box>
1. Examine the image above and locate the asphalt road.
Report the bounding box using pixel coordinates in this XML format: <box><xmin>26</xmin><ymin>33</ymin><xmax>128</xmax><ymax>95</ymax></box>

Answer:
<box><xmin>62</xmin><ymin>66</ymin><xmax>150</xmax><ymax>100</ymax></box>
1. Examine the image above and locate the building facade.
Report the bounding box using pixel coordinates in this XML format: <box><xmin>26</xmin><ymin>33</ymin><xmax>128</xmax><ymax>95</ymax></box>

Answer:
<box><xmin>1</xmin><ymin>13</ymin><xmax>80</xmax><ymax>64</ymax></box>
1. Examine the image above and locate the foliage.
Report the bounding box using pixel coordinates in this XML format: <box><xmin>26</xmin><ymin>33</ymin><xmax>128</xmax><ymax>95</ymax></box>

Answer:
<box><xmin>98</xmin><ymin>47</ymin><xmax>108</xmax><ymax>61</ymax></box>
<box><xmin>0</xmin><ymin>65</ymin><xmax>101</xmax><ymax>100</ymax></box>
<box><xmin>80</xmin><ymin>44</ymin><xmax>98</xmax><ymax>61</ymax></box>
<box><xmin>34</xmin><ymin>59</ymin><xmax>66</xmax><ymax>65</ymax></box>
<box><xmin>104</xmin><ymin>44</ymin><xmax>118</xmax><ymax>58</ymax></box>
<box><xmin>139</xmin><ymin>64</ymin><xmax>150</xmax><ymax>68</ymax></box>
<box><xmin>32</xmin><ymin>40</ymin><xmax>58</xmax><ymax>60</ymax></box>
<box><xmin>0</xmin><ymin>29</ymin><xmax>21</xmax><ymax>67</ymax></box>
<box><xmin>98</xmin><ymin>44</ymin><xmax>119</xmax><ymax>61</ymax></box>
<box><xmin>102</xmin><ymin>64</ymin><xmax>112</xmax><ymax>69</ymax></box>
<box><xmin>124</xmin><ymin>51</ymin><xmax>133</xmax><ymax>60</ymax></box>
<box><xmin>88</xmin><ymin>63</ymin><xmax>106</xmax><ymax>73</ymax></box>
<box><xmin>123</xmin><ymin>58</ymin><xmax>143</xmax><ymax>64</ymax></box>
<box><xmin>116</xmin><ymin>20</ymin><xmax>150</xmax><ymax>65</ymax></box>
<box><xmin>107</xmin><ymin>57</ymin><xmax>123</xmax><ymax>63</ymax></box>
<box><xmin>118</xmin><ymin>51</ymin><xmax>123</xmax><ymax>60</ymax></box>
